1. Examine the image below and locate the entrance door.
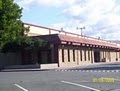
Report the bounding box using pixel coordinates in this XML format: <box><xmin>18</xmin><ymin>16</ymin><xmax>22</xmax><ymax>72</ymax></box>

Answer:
<box><xmin>94</xmin><ymin>51</ymin><xmax>100</xmax><ymax>63</ymax></box>
<box><xmin>37</xmin><ymin>50</ymin><xmax>52</xmax><ymax>64</ymax></box>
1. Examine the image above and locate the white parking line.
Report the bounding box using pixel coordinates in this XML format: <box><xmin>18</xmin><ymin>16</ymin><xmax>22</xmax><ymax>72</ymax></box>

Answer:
<box><xmin>61</xmin><ymin>80</ymin><xmax>100</xmax><ymax>91</ymax></box>
<box><xmin>14</xmin><ymin>84</ymin><xmax>28</xmax><ymax>91</ymax></box>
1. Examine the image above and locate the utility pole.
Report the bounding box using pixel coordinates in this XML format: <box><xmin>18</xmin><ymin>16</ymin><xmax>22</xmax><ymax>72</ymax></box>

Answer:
<box><xmin>76</xmin><ymin>26</ymin><xmax>85</xmax><ymax>36</ymax></box>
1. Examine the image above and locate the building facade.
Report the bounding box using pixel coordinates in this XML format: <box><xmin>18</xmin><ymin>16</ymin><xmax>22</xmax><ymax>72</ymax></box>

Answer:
<box><xmin>23</xmin><ymin>23</ymin><xmax>120</xmax><ymax>68</ymax></box>
<box><xmin>36</xmin><ymin>34</ymin><xmax>120</xmax><ymax>67</ymax></box>
<box><xmin>0</xmin><ymin>23</ymin><xmax>120</xmax><ymax>68</ymax></box>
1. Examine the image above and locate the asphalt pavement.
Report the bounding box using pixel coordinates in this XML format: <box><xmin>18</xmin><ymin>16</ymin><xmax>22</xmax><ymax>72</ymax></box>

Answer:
<box><xmin>0</xmin><ymin>62</ymin><xmax>120</xmax><ymax>91</ymax></box>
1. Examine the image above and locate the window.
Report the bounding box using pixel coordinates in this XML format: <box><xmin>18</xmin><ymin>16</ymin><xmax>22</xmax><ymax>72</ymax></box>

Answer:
<box><xmin>84</xmin><ymin>50</ymin><xmax>86</xmax><ymax>61</ymax></box>
<box><xmin>68</xmin><ymin>49</ymin><xmax>70</xmax><ymax>62</ymax></box>
<box><xmin>116</xmin><ymin>52</ymin><xmax>118</xmax><ymax>61</ymax></box>
<box><xmin>80</xmin><ymin>50</ymin><xmax>82</xmax><ymax>61</ymax></box>
<box><xmin>119</xmin><ymin>52</ymin><xmax>120</xmax><ymax>58</ymax></box>
<box><xmin>103</xmin><ymin>51</ymin><xmax>104</xmax><ymax>58</ymax></box>
<box><xmin>73</xmin><ymin>50</ymin><xmax>75</xmax><ymax>62</ymax></box>
<box><xmin>88</xmin><ymin>50</ymin><xmax>90</xmax><ymax>61</ymax></box>
<box><xmin>62</xmin><ymin>49</ymin><xmax>64</xmax><ymax>62</ymax></box>
<box><xmin>91</xmin><ymin>50</ymin><xmax>93</xmax><ymax>63</ymax></box>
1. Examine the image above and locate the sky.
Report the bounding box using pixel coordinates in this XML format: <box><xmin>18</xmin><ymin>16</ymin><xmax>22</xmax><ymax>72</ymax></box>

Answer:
<box><xmin>14</xmin><ymin>0</ymin><xmax>120</xmax><ymax>40</ymax></box>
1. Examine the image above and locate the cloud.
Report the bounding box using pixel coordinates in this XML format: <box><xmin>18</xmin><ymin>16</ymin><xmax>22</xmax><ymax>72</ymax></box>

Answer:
<box><xmin>15</xmin><ymin>0</ymin><xmax>120</xmax><ymax>40</ymax></box>
<box><xmin>53</xmin><ymin>0</ymin><xmax>120</xmax><ymax>40</ymax></box>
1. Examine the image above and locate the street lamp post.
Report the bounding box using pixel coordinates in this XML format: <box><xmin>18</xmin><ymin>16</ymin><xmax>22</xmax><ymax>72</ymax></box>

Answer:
<box><xmin>77</xmin><ymin>26</ymin><xmax>85</xmax><ymax>36</ymax></box>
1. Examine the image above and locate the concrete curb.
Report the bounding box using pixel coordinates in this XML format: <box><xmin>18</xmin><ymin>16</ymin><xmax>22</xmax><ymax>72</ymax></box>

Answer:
<box><xmin>1</xmin><ymin>62</ymin><xmax>120</xmax><ymax>72</ymax></box>
<box><xmin>55</xmin><ymin>69</ymin><xmax>120</xmax><ymax>73</ymax></box>
<box><xmin>0</xmin><ymin>68</ymin><xmax>58</xmax><ymax>72</ymax></box>
<box><xmin>0</xmin><ymin>66</ymin><xmax>71</xmax><ymax>72</ymax></box>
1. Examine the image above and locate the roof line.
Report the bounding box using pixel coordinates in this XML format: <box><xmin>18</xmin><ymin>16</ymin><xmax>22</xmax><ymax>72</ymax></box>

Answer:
<box><xmin>23</xmin><ymin>22</ymin><xmax>118</xmax><ymax>45</ymax></box>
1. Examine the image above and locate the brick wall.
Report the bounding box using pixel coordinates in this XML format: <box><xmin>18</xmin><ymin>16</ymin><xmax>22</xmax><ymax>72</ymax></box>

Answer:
<box><xmin>58</xmin><ymin>45</ymin><xmax>92</xmax><ymax>67</ymax></box>
<box><xmin>58</xmin><ymin>45</ymin><xmax>120</xmax><ymax>67</ymax></box>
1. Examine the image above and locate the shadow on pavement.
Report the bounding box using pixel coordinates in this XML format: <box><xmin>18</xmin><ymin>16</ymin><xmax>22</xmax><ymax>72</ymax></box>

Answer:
<box><xmin>78</xmin><ymin>66</ymin><xmax>120</xmax><ymax>70</ymax></box>
<box><xmin>69</xmin><ymin>63</ymin><xmax>120</xmax><ymax>70</ymax></box>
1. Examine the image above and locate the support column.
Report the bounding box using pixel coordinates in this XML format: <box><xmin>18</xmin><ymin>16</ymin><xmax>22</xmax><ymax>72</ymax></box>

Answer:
<box><xmin>54</xmin><ymin>44</ymin><xmax>59</xmax><ymax>66</ymax></box>
<box><xmin>91</xmin><ymin>50</ymin><xmax>94</xmax><ymax>63</ymax></box>
<box><xmin>77</xmin><ymin>49</ymin><xmax>79</xmax><ymax>65</ymax></box>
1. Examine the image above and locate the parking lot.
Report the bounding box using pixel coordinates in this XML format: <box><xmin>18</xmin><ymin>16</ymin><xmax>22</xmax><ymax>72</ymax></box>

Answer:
<box><xmin>0</xmin><ymin>70</ymin><xmax>120</xmax><ymax>91</ymax></box>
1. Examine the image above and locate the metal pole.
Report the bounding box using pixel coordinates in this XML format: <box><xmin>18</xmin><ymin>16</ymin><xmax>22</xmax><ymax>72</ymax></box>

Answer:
<box><xmin>76</xmin><ymin>27</ymin><xmax>85</xmax><ymax>36</ymax></box>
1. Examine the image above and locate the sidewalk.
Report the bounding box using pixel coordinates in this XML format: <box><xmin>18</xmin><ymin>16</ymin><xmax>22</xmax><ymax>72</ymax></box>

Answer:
<box><xmin>0</xmin><ymin>68</ymin><xmax>58</xmax><ymax>72</ymax></box>
<box><xmin>0</xmin><ymin>64</ymin><xmax>59</xmax><ymax>72</ymax></box>
<box><xmin>1</xmin><ymin>62</ymin><xmax>120</xmax><ymax>72</ymax></box>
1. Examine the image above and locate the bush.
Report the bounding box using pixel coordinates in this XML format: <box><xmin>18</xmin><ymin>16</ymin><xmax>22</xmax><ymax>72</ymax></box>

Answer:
<box><xmin>1</xmin><ymin>37</ymin><xmax>47</xmax><ymax>53</ymax></box>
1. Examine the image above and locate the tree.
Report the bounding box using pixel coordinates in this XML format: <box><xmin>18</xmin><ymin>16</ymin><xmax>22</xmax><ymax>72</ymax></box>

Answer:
<box><xmin>0</xmin><ymin>0</ymin><xmax>2</xmax><ymax>9</ymax></box>
<box><xmin>0</xmin><ymin>0</ymin><xmax>28</xmax><ymax>48</ymax></box>
<box><xmin>1</xmin><ymin>37</ymin><xmax>47</xmax><ymax>53</ymax></box>
<box><xmin>0</xmin><ymin>0</ymin><xmax>47</xmax><ymax>53</ymax></box>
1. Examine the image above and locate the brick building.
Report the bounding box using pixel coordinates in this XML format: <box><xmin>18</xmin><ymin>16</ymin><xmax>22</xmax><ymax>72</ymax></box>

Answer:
<box><xmin>23</xmin><ymin>23</ymin><xmax>120</xmax><ymax>68</ymax></box>
<box><xmin>0</xmin><ymin>23</ymin><xmax>120</xmax><ymax>69</ymax></box>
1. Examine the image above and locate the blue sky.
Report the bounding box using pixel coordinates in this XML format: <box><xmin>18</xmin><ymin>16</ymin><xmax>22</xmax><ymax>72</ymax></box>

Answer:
<box><xmin>15</xmin><ymin>0</ymin><xmax>120</xmax><ymax>40</ymax></box>
<box><xmin>21</xmin><ymin>6</ymin><xmax>68</xmax><ymax>27</ymax></box>
<box><xmin>15</xmin><ymin>0</ymin><xmax>69</xmax><ymax>27</ymax></box>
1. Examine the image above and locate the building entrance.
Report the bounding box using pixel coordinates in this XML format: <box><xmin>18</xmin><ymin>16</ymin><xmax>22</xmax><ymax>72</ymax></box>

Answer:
<box><xmin>94</xmin><ymin>50</ymin><xmax>100</xmax><ymax>63</ymax></box>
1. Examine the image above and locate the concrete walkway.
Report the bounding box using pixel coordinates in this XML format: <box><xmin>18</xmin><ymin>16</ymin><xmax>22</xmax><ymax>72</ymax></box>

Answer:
<box><xmin>0</xmin><ymin>68</ymin><xmax>57</xmax><ymax>72</ymax></box>
<box><xmin>1</xmin><ymin>62</ymin><xmax>120</xmax><ymax>72</ymax></box>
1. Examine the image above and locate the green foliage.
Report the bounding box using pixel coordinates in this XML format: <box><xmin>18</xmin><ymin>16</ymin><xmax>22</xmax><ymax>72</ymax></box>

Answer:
<box><xmin>0</xmin><ymin>0</ymin><xmax>47</xmax><ymax>53</ymax></box>
<box><xmin>1</xmin><ymin>37</ymin><xmax>47</xmax><ymax>53</ymax></box>
<box><xmin>0</xmin><ymin>0</ymin><xmax>28</xmax><ymax>48</ymax></box>
<box><xmin>1</xmin><ymin>41</ymin><xmax>21</xmax><ymax>53</ymax></box>
<box><xmin>0</xmin><ymin>0</ymin><xmax>2</xmax><ymax>9</ymax></box>
<box><xmin>21</xmin><ymin>37</ymin><xmax>47</xmax><ymax>51</ymax></box>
